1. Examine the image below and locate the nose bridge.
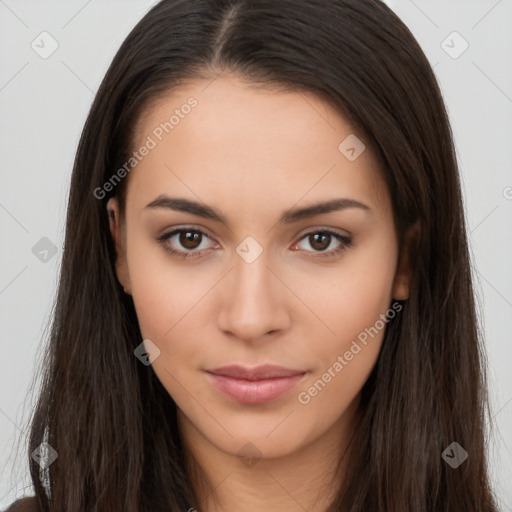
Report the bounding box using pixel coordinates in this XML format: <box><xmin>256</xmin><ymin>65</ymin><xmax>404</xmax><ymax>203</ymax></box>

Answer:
<box><xmin>217</xmin><ymin>239</ymin><xmax>289</xmax><ymax>341</ymax></box>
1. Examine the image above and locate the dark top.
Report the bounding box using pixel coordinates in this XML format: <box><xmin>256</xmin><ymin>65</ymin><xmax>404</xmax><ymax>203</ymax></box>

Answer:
<box><xmin>5</xmin><ymin>497</ymin><xmax>42</xmax><ymax>512</ymax></box>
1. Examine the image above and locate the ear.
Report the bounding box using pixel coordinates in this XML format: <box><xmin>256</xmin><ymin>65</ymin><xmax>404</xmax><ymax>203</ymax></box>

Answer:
<box><xmin>392</xmin><ymin>221</ymin><xmax>420</xmax><ymax>301</ymax></box>
<box><xmin>107</xmin><ymin>197</ymin><xmax>131</xmax><ymax>295</ymax></box>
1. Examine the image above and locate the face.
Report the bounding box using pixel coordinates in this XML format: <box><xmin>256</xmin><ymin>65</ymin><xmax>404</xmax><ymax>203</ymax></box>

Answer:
<box><xmin>108</xmin><ymin>73</ymin><xmax>411</xmax><ymax>462</ymax></box>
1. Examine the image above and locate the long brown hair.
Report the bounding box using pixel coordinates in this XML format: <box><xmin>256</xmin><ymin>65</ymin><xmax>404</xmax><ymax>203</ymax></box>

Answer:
<box><xmin>22</xmin><ymin>0</ymin><xmax>497</xmax><ymax>510</ymax></box>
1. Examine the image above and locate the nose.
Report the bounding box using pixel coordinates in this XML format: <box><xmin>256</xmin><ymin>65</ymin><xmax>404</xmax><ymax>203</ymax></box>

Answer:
<box><xmin>216</xmin><ymin>248</ymin><xmax>291</xmax><ymax>344</ymax></box>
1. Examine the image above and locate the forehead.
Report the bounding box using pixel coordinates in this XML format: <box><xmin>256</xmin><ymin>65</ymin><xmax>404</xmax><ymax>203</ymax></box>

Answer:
<box><xmin>127</xmin><ymin>74</ymin><xmax>390</xmax><ymax>218</ymax></box>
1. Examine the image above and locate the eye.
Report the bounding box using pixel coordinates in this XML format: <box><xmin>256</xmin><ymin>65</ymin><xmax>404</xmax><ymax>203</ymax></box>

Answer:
<box><xmin>292</xmin><ymin>230</ymin><xmax>352</xmax><ymax>258</ymax></box>
<box><xmin>157</xmin><ymin>228</ymin><xmax>218</xmax><ymax>258</ymax></box>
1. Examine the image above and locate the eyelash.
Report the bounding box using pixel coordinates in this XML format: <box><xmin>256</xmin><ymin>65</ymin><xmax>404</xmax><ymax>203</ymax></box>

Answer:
<box><xmin>157</xmin><ymin>227</ymin><xmax>352</xmax><ymax>260</ymax></box>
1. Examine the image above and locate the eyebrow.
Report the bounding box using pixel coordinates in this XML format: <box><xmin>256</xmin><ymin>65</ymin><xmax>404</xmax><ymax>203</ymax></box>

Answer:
<box><xmin>144</xmin><ymin>195</ymin><xmax>371</xmax><ymax>225</ymax></box>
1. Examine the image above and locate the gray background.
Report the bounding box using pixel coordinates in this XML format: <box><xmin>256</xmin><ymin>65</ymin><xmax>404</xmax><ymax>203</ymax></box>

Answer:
<box><xmin>0</xmin><ymin>0</ymin><xmax>511</xmax><ymax>509</ymax></box>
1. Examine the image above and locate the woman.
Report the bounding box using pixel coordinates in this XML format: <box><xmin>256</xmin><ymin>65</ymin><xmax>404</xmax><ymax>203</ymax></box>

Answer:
<box><xmin>8</xmin><ymin>0</ymin><xmax>498</xmax><ymax>510</ymax></box>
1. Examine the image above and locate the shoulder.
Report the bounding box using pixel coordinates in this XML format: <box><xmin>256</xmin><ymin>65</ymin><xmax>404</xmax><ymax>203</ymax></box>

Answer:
<box><xmin>4</xmin><ymin>497</ymin><xmax>42</xmax><ymax>512</ymax></box>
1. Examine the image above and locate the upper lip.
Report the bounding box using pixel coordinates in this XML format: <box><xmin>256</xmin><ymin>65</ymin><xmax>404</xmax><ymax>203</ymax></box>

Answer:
<box><xmin>206</xmin><ymin>364</ymin><xmax>306</xmax><ymax>380</ymax></box>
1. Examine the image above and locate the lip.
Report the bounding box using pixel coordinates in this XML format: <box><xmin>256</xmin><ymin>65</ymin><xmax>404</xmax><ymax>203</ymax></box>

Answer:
<box><xmin>205</xmin><ymin>365</ymin><xmax>307</xmax><ymax>404</ymax></box>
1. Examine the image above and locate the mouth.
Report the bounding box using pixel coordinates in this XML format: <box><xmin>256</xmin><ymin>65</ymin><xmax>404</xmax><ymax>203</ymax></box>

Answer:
<box><xmin>205</xmin><ymin>365</ymin><xmax>308</xmax><ymax>404</ymax></box>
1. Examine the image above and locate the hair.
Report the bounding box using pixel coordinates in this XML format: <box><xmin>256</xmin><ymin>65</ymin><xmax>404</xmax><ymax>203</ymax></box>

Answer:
<box><xmin>21</xmin><ymin>0</ymin><xmax>497</xmax><ymax>511</ymax></box>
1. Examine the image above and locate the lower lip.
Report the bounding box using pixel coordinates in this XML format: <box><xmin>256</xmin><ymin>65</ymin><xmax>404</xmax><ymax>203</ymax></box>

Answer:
<box><xmin>206</xmin><ymin>372</ymin><xmax>306</xmax><ymax>404</ymax></box>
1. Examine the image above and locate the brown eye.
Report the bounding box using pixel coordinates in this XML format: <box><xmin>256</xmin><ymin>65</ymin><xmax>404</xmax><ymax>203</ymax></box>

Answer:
<box><xmin>294</xmin><ymin>230</ymin><xmax>352</xmax><ymax>258</ymax></box>
<box><xmin>308</xmin><ymin>232</ymin><xmax>331</xmax><ymax>251</ymax></box>
<box><xmin>179</xmin><ymin>230</ymin><xmax>202</xmax><ymax>250</ymax></box>
<box><xmin>157</xmin><ymin>228</ymin><xmax>218</xmax><ymax>258</ymax></box>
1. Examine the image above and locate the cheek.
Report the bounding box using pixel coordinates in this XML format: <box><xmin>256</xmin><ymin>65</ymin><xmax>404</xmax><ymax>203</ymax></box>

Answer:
<box><xmin>297</xmin><ymin>235</ymin><xmax>397</xmax><ymax>351</ymax></box>
<box><xmin>126</xmin><ymin>234</ymin><xmax>221</xmax><ymax>396</ymax></box>
<box><xmin>126</xmin><ymin>227</ymin><xmax>210</xmax><ymax>337</ymax></box>
<box><xmin>129</xmin><ymin>262</ymin><xmax>211</xmax><ymax>402</ymax></box>
<box><xmin>293</xmin><ymin>236</ymin><xmax>397</xmax><ymax>408</ymax></box>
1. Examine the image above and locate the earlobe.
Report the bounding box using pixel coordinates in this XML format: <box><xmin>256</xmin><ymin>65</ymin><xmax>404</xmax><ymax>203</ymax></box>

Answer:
<box><xmin>392</xmin><ymin>221</ymin><xmax>420</xmax><ymax>301</ymax></box>
<box><xmin>106</xmin><ymin>197</ymin><xmax>131</xmax><ymax>295</ymax></box>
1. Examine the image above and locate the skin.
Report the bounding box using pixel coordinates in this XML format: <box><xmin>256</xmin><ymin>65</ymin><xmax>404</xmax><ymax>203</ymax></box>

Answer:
<box><xmin>108</xmin><ymin>73</ymin><xmax>413</xmax><ymax>512</ymax></box>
